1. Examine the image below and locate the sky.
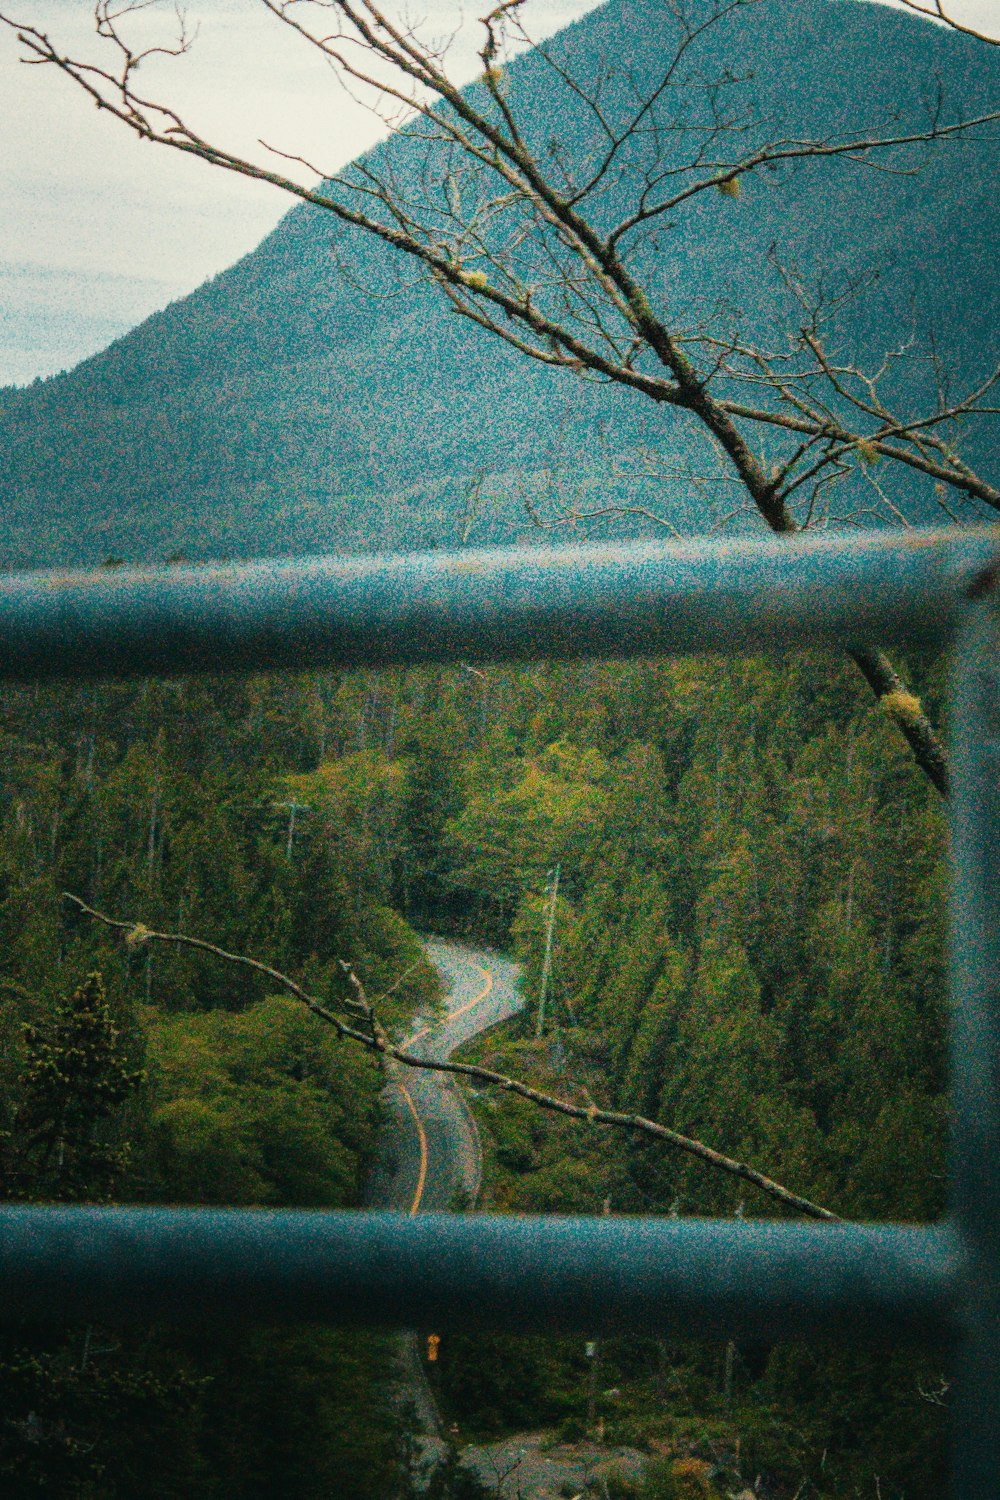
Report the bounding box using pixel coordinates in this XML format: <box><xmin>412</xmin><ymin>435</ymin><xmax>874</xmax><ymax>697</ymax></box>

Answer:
<box><xmin>1</xmin><ymin>0</ymin><xmax>997</xmax><ymax>388</ymax></box>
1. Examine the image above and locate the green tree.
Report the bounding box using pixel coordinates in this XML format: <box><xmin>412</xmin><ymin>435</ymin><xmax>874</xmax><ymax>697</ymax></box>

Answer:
<box><xmin>399</xmin><ymin>693</ymin><xmax>469</xmax><ymax>927</ymax></box>
<box><xmin>0</xmin><ymin>972</ymin><xmax>142</xmax><ymax>1203</ymax></box>
<box><xmin>0</xmin><ymin>974</ymin><xmax>207</xmax><ymax>1499</ymax></box>
<box><xmin>448</xmin><ymin>739</ymin><xmax>609</xmax><ymax>936</ymax></box>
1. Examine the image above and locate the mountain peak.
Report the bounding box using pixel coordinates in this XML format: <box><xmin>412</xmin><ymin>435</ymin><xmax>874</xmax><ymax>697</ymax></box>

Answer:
<box><xmin>1</xmin><ymin>0</ymin><xmax>996</xmax><ymax>568</ymax></box>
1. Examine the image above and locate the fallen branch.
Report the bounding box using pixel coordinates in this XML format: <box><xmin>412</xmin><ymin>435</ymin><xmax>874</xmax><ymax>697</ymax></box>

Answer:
<box><xmin>65</xmin><ymin>892</ymin><xmax>839</xmax><ymax>1223</ymax></box>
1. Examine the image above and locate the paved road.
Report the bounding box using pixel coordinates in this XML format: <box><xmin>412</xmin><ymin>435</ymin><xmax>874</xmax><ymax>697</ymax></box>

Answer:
<box><xmin>367</xmin><ymin>940</ymin><xmax>524</xmax><ymax>1215</ymax></box>
<box><xmin>365</xmin><ymin>944</ymin><xmax>638</xmax><ymax>1497</ymax></box>
<box><xmin>365</xmin><ymin>940</ymin><xmax>524</xmax><ymax>1451</ymax></box>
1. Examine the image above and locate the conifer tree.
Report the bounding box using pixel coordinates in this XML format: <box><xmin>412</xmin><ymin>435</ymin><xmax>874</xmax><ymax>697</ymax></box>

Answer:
<box><xmin>1</xmin><ymin>972</ymin><xmax>142</xmax><ymax>1203</ymax></box>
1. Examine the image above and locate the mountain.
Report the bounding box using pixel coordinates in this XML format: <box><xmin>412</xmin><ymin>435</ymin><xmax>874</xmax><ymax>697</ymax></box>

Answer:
<box><xmin>0</xmin><ymin>0</ymin><xmax>996</xmax><ymax>569</ymax></box>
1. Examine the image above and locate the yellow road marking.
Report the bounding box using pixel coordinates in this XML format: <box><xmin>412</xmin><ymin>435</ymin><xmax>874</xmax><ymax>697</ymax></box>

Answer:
<box><xmin>407</xmin><ymin>962</ymin><xmax>493</xmax><ymax>1048</ymax></box>
<box><xmin>443</xmin><ymin>962</ymin><xmax>493</xmax><ymax>1027</ymax></box>
<box><xmin>398</xmin><ymin>1072</ymin><xmax>429</xmax><ymax>1217</ymax></box>
<box><xmin>401</xmin><ymin>960</ymin><xmax>494</xmax><ymax>1215</ymax></box>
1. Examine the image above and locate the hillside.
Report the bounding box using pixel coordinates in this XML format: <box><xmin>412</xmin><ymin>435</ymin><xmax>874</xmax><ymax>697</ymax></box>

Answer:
<box><xmin>0</xmin><ymin>0</ymin><xmax>996</xmax><ymax>569</ymax></box>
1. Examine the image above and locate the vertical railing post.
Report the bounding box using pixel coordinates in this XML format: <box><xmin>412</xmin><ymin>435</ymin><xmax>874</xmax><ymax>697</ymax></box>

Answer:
<box><xmin>949</xmin><ymin>587</ymin><xmax>1000</xmax><ymax>1497</ymax></box>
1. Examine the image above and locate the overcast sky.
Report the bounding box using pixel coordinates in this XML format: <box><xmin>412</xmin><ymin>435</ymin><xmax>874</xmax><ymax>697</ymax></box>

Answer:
<box><xmin>1</xmin><ymin>0</ymin><xmax>996</xmax><ymax>388</ymax></box>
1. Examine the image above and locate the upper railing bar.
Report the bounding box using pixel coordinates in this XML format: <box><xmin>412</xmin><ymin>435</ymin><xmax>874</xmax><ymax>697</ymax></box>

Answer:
<box><xmin>0</xmin><ymin>528</ymin><xmax>995</xmax><ymax>683</ymax></box>
<box><xmin>0</xmin><ymin>1207</ymin><xmax>960</xmax><ymax>1344</ymax></box>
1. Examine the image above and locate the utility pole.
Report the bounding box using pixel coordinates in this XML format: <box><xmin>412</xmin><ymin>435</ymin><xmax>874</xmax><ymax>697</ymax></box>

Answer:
<box><xmin>724</xmin><ymin>1201</ymin><xmax>744</xmax><ymax>1417</ymax></box>
<box><xmin>535</xmin><ymin>863</ymin><xmax>560</xmax><ymax>1039</ymax></box>
<box><xmin>723</xmin><ymin>1339</ymin><xmax>735</xmax><ymax>1418</ymax></box>
<box><xmin>272</xmin><ymin>800</ymin><xmax>312</xmax><ymax>858</ymax></box>
<box><xmin>586</xmin><ymin>1197</ymin><xmax>611</xmax><ymax>1434</ymax></box>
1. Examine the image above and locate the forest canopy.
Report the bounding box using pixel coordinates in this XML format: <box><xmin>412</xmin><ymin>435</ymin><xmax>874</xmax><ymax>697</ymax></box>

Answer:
<box><xmin>0</xmin><ymin>639</ymin><xmax>952</xmax><ymax>1495</ymax></box>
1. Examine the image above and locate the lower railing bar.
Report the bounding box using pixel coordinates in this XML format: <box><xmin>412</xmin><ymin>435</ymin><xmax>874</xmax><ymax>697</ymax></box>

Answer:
<box><xmin>0</xmin><ymin>1208</ymin><xmax>960</xmax><ymax>1342</ymax></box>
<box><xmin>0</xmin><ymin>529</ymin><xmax>994</xmax><ymax>683</ymax></box>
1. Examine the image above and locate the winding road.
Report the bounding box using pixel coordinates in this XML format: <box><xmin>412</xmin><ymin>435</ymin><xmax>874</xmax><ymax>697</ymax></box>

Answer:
<box><xmin>367</xmin><ymin>939</ymin><xmax>524</xmax><ymax>1218</ymax></box>
<box><xmin>365</xmin><ymin>942</ymin><xmax>652</xmax><ymax>1498</ymax></box>
<box><xmin>364</xmin><ymin>940</ymin><xmax>524</xmax><ymax>1450</ymax></box>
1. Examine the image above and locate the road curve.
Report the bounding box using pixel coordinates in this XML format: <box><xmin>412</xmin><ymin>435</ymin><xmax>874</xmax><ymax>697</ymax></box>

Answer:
<box><xmin>366</xmin><ymin>940</ymin><xmax>523</xmax><ymax>1215</ymax></box>
<box><xmin>364</xmin><ymin>941</ymin><xmax>523</xmax><ymax>1447</ymax></box>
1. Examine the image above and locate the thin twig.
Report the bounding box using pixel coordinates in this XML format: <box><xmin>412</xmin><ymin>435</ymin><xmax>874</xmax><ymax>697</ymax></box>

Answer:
<box><xmin>63</xmin><ymin>892</ymin><xmax>367</xmax><ymax>1025</ymax></box>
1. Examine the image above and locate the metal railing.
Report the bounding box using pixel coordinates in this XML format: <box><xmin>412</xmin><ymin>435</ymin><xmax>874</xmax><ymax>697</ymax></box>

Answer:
<box><xmin>0</xmin><ymin>526</ymin><xmax>996</xmax><ymax>1493</ymax></box>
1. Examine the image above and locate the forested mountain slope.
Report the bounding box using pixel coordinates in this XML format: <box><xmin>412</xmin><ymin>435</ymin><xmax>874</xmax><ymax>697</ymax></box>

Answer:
<box><xmin>0</xmin><ymin>0</ymin><xmax>997</xmax><ymax>568</ymax></box>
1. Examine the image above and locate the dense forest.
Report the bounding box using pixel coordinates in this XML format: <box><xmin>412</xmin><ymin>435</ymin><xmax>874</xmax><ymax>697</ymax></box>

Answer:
<box><xmin>0</xmin><ymin>670</ymin><xmax>440</xmax><ymax>1497</ymax></box>
<box><xmin>0</xmin><ymin>636</ymin><xmax>949</xmax><ymax>1497</ymax></box>
<box><xmin>437</xmin><ymin>651</ymin><xmax>950</xmax><ymax>1499</ymax></box>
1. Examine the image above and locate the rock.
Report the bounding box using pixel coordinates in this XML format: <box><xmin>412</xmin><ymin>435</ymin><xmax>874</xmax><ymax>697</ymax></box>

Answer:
<box><xmin>671</xmin><ymin>1457</ymin><xmax>714</xmax><ymax>1496</ymax></box>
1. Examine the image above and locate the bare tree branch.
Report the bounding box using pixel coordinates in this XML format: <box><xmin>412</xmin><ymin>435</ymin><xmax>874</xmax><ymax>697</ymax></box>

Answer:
<box><xmin>894</xmin><ymin>0</ymin><xmax>1000</xmax><ymax>46</ymax></box>
<box><xmin>605</xmin><ymin>108</ymin><xmax>1000</xmax><ymax>245</ymax></box>
<box><xmin>4</xmin><ymin>0</ymin><xmax>994</xmax><ymax>795</ymax></box>
<box><xmin>65</xmin><ymin>892</ymin><xmax>840</xmax><ymax>1222</ymax></box>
